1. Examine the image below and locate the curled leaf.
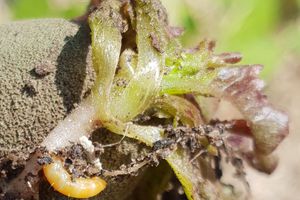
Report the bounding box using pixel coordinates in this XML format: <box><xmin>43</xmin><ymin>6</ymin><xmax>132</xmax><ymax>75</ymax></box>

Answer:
<box><xmin>153</xmin><ymin>95</ymin><xmax>203</xmax><ymax>127</ymax></box>
<box><xmin>161</xmin><ymin>45</ymin><xmax>289</xmax><ymax>156</ymax></box>
<box><xmin>211</xmin><ymin>65</ymin><xmax>289</xmax><ymax>155</ymax></box>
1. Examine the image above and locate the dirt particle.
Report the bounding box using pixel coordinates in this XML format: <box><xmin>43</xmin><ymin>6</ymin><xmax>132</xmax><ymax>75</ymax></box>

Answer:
<box><xmin>52</xmin><ymin>144</ymin><xmax>98</xmax><ymax>178</ymax></box>
<box><xmin>0</xmin><ymin>157</ymin><xmax>25</xmax><ymax>181</ymax></box>
<box><xmin>21</xmin><ymin>81</ymin><xmax>38</xmax><ymax>97</ymax></box>
<box><xmin>150</xmin><ymin>32</ymin><xmax>164</xmax><ymax>53</ymax></box>
<box><xmin>115</xmin><ymin>78</ymin><xmax>128</xmax><ymax>87</ymax></box>
<box><xmin>153</xmin><ymin>139</ymin><xmax>174</xmax><ymax>151</ymax></box>
<box><xmin>31</xmin><ymin>60</ymin><xmax>55</xmax><ymax>77</ymax></box>
<box><xmin>37</xmin><ymin>156</ymin><xmax>52</xmax><ymax>165</ymax></box>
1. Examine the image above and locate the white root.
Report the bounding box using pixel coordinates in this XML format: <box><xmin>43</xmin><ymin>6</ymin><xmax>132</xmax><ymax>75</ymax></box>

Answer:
<box><xmin>79</xmin><ymin>136</ymin><xmax>103</xmax><ymax>171</ymax></box>
<box><xmin>79</xmin><ymin>136</ymin><xmax>95</xmax><ymax>153</ymax></box>
<box><xmin>42</xmin><ymin>97</ymin><xmax>99</xmax><ymax>151</ymax></box>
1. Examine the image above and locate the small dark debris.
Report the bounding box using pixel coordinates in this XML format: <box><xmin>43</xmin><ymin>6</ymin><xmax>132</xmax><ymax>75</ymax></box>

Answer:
<box><xmin>83</xmin><ymin>89</ymin><xmax>91</xmax><ymax>98</ymax></box>
<box><xmin>133</xmin><ymin>114</ymin><xmax>151</xmax><ymax>123</ymax></box>
<box><xmin>150</xmin><ymin>32</ymin><xmax>164</xmax><ymax>53</ymax></box>
<box><xmin>53</xmin><ymin>144</ymin><xmax>102</xmax><ymax>178</ymax></box>
<box><xmin>21</xmin><ymin>82</ymin><xmax>37</xmax><ymax>97</ymax></box>
<box><xmin>214</xmin><ymin>156</ymin><xmax>223</xmax><ymax>179</ymax></box>
<box><xmin>153</xmin><ymin>139</ymin><xmax>174</xmax><ymax>151</ymax></box>
<box><xmin>64</xmin><ymin>158</ymin><xmax>73</xmax><ymax>166</ymax></box>
<box><xmin>0</xmin><ymin>158</ymin><xmax>25</xmax><ymax>181</ymax></box>
<box><xmin>69</xmin><ymin>145</ymin><xmax>85</xmax><ymax>159</ymax></box>
<box><xmin>115</xmin><ymin>78</ymin><xmax>128</xmax><ymax>87</ymax></box>
<box><xmin>37</xmin><ymin>156</ymin><xmax>52</xmax><ymax>165</ymax></box>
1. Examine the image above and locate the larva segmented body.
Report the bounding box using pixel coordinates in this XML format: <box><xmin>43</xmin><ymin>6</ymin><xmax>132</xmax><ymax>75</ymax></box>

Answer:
<box><xmin>43</xmin><ymin>156</ymin><xmax>106</xmax><ymax>199</ymax></box>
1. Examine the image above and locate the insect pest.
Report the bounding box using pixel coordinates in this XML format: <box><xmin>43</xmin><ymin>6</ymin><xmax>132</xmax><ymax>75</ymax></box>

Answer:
<box><xmin>43</xmin><ymin>156</ymin><xmax>107</xmax><ymax>198</ymax></box>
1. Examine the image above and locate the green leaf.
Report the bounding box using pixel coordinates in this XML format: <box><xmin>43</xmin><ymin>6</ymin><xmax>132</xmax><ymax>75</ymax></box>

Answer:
<box><xmin>110</xmin><ymin>0</ymin><xmax>168</xmax><ymax>121</ymax></box>
<box><xmin>153</xmin><ymin>95</ymin><xmax>203</xmax><ymax>127</ymax></box>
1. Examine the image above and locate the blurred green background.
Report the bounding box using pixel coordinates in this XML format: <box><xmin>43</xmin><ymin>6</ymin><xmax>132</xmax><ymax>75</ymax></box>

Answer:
<box><xmin>1</xmin><ymin>0</ymin><xmax>300</xmax><ymax>79</ymax></box>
